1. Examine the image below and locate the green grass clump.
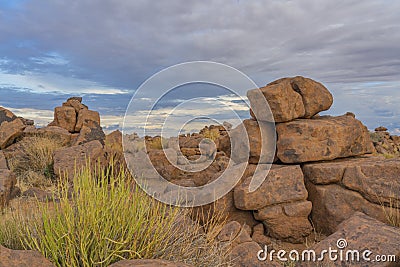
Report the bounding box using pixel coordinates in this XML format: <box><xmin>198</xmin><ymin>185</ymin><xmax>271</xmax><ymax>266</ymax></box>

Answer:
<box><xmin>0</xmin><ymin>163</ymin><xmax>230</xmax><ymax>267</ymax></box>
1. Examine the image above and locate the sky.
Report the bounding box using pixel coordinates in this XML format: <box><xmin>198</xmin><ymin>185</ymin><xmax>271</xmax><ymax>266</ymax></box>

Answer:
<box><xmin>0</xmin><ymin>0</ymin><xmax>399</xmax><ymax>134</ymax></box>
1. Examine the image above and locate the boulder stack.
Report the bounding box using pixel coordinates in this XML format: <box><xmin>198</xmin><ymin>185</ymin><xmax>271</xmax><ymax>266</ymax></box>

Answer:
<box><xmin>49</xmin><ymin>97</ymin><xmax>105</xmax><ymax>145</ymax></box>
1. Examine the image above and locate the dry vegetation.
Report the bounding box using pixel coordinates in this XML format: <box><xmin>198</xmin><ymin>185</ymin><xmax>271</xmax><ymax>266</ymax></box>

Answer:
<box><xmin>0</xmin><ymin>162</ymin><xmax>232</xmax><ymax>267</ymax></box>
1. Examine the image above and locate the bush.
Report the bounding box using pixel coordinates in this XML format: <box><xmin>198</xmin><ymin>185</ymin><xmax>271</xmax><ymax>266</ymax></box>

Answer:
<box><xmin>8</xmin><ymin>136</ymin><xmax>62</xmax><ymax>188</ymax></box>
<box><xmin>0</xmin><ymin>163</ymin><xmax>230</xmax><ymax>267</ymax></box>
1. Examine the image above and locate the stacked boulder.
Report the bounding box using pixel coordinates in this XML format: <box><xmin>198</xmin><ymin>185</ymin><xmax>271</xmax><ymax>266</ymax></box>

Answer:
<box><xmin>240</xmin><ymin>76</ymin><xmax>399</xmax><ymax>243</ymax></box>
<box><xmin>48</xmin><ymin>97</ymin><xmax>105</xmax><ymax>145</ymax></box>
<box><xmin>0</xmin><ymin>108</ymin><xmax>30</xmax><ymax>209</ymax></box>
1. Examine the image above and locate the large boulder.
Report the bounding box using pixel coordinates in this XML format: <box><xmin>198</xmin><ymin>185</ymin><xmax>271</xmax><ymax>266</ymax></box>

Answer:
<box><xmin>302</xmin><ymin>212</ymin><xmax>400</xmax><ymax>267</ymax></box>
<box><xmin>53</xmin><ymin>140</ymin><xmax>106</xmax><ymax>180</ymax></box>
<box><xmin>0</xmin><ymin>117</ymin><xmax>26</xmax><ymax>149</ymax></box>
<box><xmin>234</xmin><ymin>165</ymin><xmax>308</xmax><ymax>210</ymax></box>
<box><xmin>49</xmin><ymin>106</ymin><xmax>76</xmax><ymax>133</ymax></box>
<box><xmin>276</xmin><ymin>113</ymin><xmax>374</xmax><ymax>163</ymax></box>
<box><xmin>74</xmin><ymin>109</ymin><xmax>100</xmax><ymax>132</ymax></box>
<box><xmin>248</xmin><ymin>76</ymin><xmax>333</xmax><ymax>123</ymax></box>
<box><xmin>303</xmin><ymin>156</ymin><xmax>400</xmax><ymax>206</ymax></box>
<box><xmin>253</xmin><ymin>200</ymin><xmax>313</xmax><ymax>243</ymax></box>
<box><xmin>108</xmin><ymin>259</ymin><xmax>193</xmax><ymax>267</ymax></box>
<box><xmin>0</xmin><ymin>169</ymin><xmax>16</xmax><ymax>208</ymax></box>
<box><xmin>304</xmin><ymin>156</ymin><xmax>400</xmax><ymax>235</ymax></box>
<box><xmin>306</xmin><ymin>182</ymin><xmax>388</xmax><ymax>235</ymax></box>
<box><xmin>225</xmin><ymin>119</ymin><xmax>276</xmax><ymax>164</ymax></box>
<box><xmin>24</xmin><ymin>126</ymin><xmax>72</xmax><ymax>146</ymax></box>
<box><xmin>230</xmin><ymin>241</ymin><xmax>281</xmax><ymax>266</ymax></box>
<box><xmin>0</xmin><ymin>245</ymin><xmax>55</xmax><ymax>267</ymax></box>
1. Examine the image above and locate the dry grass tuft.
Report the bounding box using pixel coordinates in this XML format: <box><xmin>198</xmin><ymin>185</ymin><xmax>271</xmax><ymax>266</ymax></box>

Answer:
<box><xmin>0</xmin><ymin>162</ymin><xmax>231</xmax><ymax>267</ymax></box>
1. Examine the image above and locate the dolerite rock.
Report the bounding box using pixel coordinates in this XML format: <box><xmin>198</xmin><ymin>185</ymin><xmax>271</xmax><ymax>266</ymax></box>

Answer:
<box><xmin>276</xmin><ymin>113</ymin><xmax>374</xmax><ymax>163</ymax></box>
<box><xmin>253</xmin><ymin>200</ymin><xmax>313</xmax><ymax>243</ymax></box>
<box><xmin>303</xmin><ymin>156</ymin><xmax>400</xmax><ymax>234</ymax></box>
<box><xmin>234</xmin><ymin>164</ymin><xmax>312</xmax><ymax>243</ymax></box>
<box><xmin>304</xmin><ymin>156</ymin><xmax>400</xmax><ymax>206</ymax></box>
<box><xmin>74</xmin><ymin>109</ymin><xmax>100</xmax><ymax>132</ymax></box>
<box><xmin>62</xmin><ymin>96</ymin><xmax>87</xmax><ymax>113</ymax></box>
<box><xmin>234</xmin><ymin>165</ymin><xmax>308</xmax><ymax>210</ymax></box>
<box><xmin>247</xmin><ymin>76</ymin><xmax>333</xmax><ymax>123</ymax></box>
<box><xmin>0</xmin><ymin>150</ymin><xmax>7</xmax><ymax>169</ymax></box>
<box><xmin>221</xmin><ymin>119</ymin><xmax>276</xmax><ymax>164</ymax></box>
<box><xmin>0</xmin><ymin>107</ymin><xmax>26</xmax><ymax>149</ymax></box>
<box><xmin>49</xmin><ymin>106</ymin><xmax>76</xmax><ymax>133</ymax></box>
<box><xmin>217</xmin><ymin>221</ymin><xmax>252</xmax><ymax>247</ymax></box>
<box><xmin>306</xmin><ymin>182</ymin><xmax>387</xmax><ymax>235</ymax></box>
<box><xmin>0</xmin><ymin>245</ymin><xmax>55</xmax><ymax>267</ymax></box>
<box><xmin>53</xmin><ymin>140</ymin><xmax>106</xmax><ymax>180</ymax></box>
<box><xmin>108</xmin><ymin>259</ymin><xmax>193</xmax><ymax>267</ymax></box>
<box><xmin>301</xmin><ymin>212</ymin><xmax>400</xmax><ymax>267</ymax></box>
<box><xmin>24</xmin><ymin>126</ymin><xmax>72</xmax><ymax>146</ymax></box>
<box><xmin>0</xmin><ymin>169</ymin><xmax>17</xmax><ymax>208</ymax></box>
<box><xmin>230</xmin><ymin>241</ymin><xmax>282</xmax><ymax>266</ymax></box>
<box><xmin>72</xmin><ymin>121</ymin><xmax>106</xmax><ymax>146</ymax></box>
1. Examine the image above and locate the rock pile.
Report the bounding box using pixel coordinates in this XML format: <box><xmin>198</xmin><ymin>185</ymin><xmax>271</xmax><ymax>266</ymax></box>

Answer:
<box><xmin>132</xmin><ymin>76</ymin><xmax>400</xmax><ymax>261</ymax></box>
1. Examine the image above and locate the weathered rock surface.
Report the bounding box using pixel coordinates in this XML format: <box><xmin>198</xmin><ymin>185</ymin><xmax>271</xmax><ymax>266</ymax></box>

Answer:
<box><xmin>108</xmin><ymin>259</ymin><xmax>193</xmax><ymax>267</ymax></box>
<box><xmin>217</xmin><ymin>220</ymin><xmax>252</xmax><ymax>248</ymax></box>
<box><xmin>75</xmin><ymin>109</ymin><xmax>100</xmax><ymax>132</ymax></box>
<box><xmin>254</xmin><ymin>200</ymin><xmax>313</xmax><ymax>243</ymax></box>
<box><xmin>225</xmin><ymin>119</ymin><xmax>276</xmax><ymax>164</ymax></box>
<box><xmin>231</xmin><ymin>241</ymin><xmax>281</xmax><ymax>266</ymax></box>
<box><xmin>371</xmin><ymin>129</ymin><xmax>400</xmax><ymax>157</ymax></box>
<box><xmin>24</xmin><ymin>125</ymin><xmax>72</xmax><ymax>146</ymax></box>
<box><xmin>234</xmin><ymin>165</ymin><xmax>308</xmax><ymax>210</ymax></box>
<box><xmin>50</xmin><ymin>106</ymin><xmax>76</xmax><ymax>133</ymax></box>
<box><xmin>53</xmin><ymin>140</ymin><xmax>106</xmax><ymax>180</ymax></box>
<box><xmin>248</xmin><ymin>76</ymin><xmax>333</xmax><ymax>123</ymax></box>
<box><xmin>0</xmin><ymin>169</ymin><xmax>16</xmax><ymax>208</ymax></box>
<box><xmin>0</xmin><ymin>245</ymin><xmax>55</xmax><ymax>267</ymax></box>
<box><xmin>306</xmin><ymin>182</ymin><xmax>388</xmax><ymax>234</ymax></box>
<box><xmin>0</xmin><ymin>150</ymin><xmax>7</xmax><ymax>169</ymax></box>
<box><xmin>276</xmin><ymin>113</ymin><xmax>374</xmax><ymax>163</ymax></box>
<box><xmin>0</xmin><ymin>117</ymin><xmax>26</xmax><ymax>149</ymax></box>
<box><xmin>303</xmin><ymin>156</ymin><xmax>400</xmax><ymax>206</ymax></box>
<box><xmin>302</xmin><ymin>212</ymin><xmax>400</xmax><ymax>267</ymax></box>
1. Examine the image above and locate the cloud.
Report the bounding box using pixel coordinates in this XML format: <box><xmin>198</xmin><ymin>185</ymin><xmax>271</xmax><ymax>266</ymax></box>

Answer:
<box><xmin>0</xmin><ymin>0</ymin><xmax>399</xmax><ymax>134</ymax></box>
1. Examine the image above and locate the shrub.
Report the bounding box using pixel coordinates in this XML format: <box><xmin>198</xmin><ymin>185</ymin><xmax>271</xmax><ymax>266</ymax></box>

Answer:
<box><xmin>0</xmin><ymin>163</ymin><xmax>230</xmax><ymax>267</ymax></box>
<box><xmin>8</xmin><ymin>136</ymin><xmax>62</xmax><ymax>188</ymax></box>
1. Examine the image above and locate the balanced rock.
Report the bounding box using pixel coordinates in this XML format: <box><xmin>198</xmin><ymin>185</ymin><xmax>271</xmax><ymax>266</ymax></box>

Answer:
<box><xmin>276</xmin><ymin>113</ymin><xmax>374</xmax><ymax>163</ymax></box>
<box><xmin>0</xmin><ymin>245</ymin><xmax>55</xmax><ymax>267</ymax></box>
<box><xmin>302</xmin><ymin>212</ymin><xmax>400</xmax><ymax>267</ymax></box>
<box><xmin>248</xmin><ymin>76</ymin><xmax>333</xmax><ymax>123</ymax></box>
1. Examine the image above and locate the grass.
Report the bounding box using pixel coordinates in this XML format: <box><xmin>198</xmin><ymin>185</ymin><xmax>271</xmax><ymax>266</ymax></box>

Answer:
<box><xmin>0</xmin><ymin>162</ymin><xmax>231</xmax><ymax>267</ymax></box>
<box><xmin>381</xmin><ymin>196</ymin><xmax>400</xmax><ymax>228</ymax></box>
<box><xmin>8</xmin><ymin>136</ymin><xmax>63</xmax><ymax>189</ymax></box>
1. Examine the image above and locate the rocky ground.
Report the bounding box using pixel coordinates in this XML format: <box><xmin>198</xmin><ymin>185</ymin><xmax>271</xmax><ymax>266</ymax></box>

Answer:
<box><xmin>1</xmin><ymin>76</ymin><xmax>400</xmax><ymax>266</ymax></box>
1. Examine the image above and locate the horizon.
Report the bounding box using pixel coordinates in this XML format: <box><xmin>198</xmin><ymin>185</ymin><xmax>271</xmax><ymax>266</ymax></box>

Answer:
<box><xmin>1</xmin><ymin>1</ymin><xmax>399</xmax><ymax>134</ymax></box>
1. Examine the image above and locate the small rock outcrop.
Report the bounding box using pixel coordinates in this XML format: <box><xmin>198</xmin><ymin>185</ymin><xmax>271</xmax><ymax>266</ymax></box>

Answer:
<box><xmin>0</xmin><ymin>245</ymin><xmax>55</xmax><ymax>267</ymax></box>
<box><xmin>303</xmin><ymin>212</ymin><xmax>400</xmax><ymax>266</ymax></box>
<box><xmin>0</xmin><ymin>107</ymin><xmax>29</xmax><ymax>149</ymax></box>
